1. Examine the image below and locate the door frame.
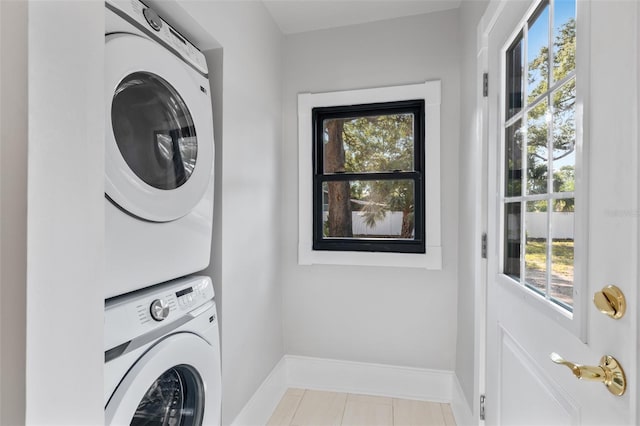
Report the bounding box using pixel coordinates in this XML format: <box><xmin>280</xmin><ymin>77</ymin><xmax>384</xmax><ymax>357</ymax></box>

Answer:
<box><xmin>472</xmin><ymin>1</ymin><xmax>506</xmax><ymax>422</ymax></box>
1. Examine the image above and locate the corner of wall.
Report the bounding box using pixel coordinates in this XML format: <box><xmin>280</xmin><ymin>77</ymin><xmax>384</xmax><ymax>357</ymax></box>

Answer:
<box><xmin>202</xmin><ymin>46</ymin><xmax>224</xmax><ymax>335</ymax></box>
<box><xmin>451</xmin><ymin>373</ymin><xmax>475</xmax><ymax>426</ymax></box>
<box><xmin>0</xmin><ymin>1</ymin><xmax>28</xmax><ymax>424</ymax></box>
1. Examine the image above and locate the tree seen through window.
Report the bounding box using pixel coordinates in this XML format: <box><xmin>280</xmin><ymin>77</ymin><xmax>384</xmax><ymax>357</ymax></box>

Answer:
<box><xmin>313</xmin><ymin>101</ymin><xmax>425</xmax><ymax>253</ymax></box>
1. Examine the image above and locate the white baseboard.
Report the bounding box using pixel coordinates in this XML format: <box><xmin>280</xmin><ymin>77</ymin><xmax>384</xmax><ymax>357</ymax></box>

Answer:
<box><xmin>286</xmin><ymin>355</ymin><xmax>453</xmax><ymax>403</ymax></box>
<box><xmin>451</xmin><ymin>375</ymin><xmax>475</xmax><ymax>426</ymax></box>
<box><xmin>231</xmin><ymin>355</ymin><xmax>457</xmax><ymax>426</ymax></box>
<box><xmin>230</xmin><ymin>357</ymin><xmax>288</xmax><ymax>426</ymax></box>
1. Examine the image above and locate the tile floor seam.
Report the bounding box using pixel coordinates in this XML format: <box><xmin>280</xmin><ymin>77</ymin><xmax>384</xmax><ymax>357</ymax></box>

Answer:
<box><xmin>338</xmin><ymin>392</ymin><xmax>348</xmax><ymax>426</ymax></box>
<box><xmin>391</xmin><ymin>398</ymin><xmax>395</xmax><ymax>426</ymax></box>
<box><xmin>290</xmin><ymin>390</ymin><xmax>305</xmax><ymax>426</ymax></box>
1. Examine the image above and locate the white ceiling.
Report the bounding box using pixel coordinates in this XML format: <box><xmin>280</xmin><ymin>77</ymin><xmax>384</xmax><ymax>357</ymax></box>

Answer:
<box><xmin>262</xmin><ymin>0</ymin><xmax>462</xmax><ymax>35</ymax></box>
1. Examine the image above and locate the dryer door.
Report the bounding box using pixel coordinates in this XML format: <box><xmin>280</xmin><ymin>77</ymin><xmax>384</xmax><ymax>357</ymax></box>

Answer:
<box><xmin>105</xmin><ymin>34</ymin><xmax>214</xmax><ymax>222</ymax></box>
<box><xmin>105</xmin><ymin>333</ymin><xmax>221</xmax><ymax>425</ymax></box>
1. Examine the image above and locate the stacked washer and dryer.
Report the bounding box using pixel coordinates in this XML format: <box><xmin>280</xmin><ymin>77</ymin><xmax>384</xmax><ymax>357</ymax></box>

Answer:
<box><xmin>103</xmin><ymin>1</ymin><xmax>221</xmax><ymax>424</ymax></box>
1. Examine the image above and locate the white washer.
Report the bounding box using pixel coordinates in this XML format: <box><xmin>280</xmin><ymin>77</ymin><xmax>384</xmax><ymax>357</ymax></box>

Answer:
<box><xmin>105</xmin><ymin>0</ymin><xmax>215</xmax><ymax>298</ymax></box>
<box><xmin>105</xmin><ymin>275</ymin><xmax>221</xmax><ymax>425</ymax></box>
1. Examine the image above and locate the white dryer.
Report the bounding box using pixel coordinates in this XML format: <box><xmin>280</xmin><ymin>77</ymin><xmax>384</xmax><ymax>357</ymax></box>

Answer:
<box><xmin>105</xmin><ymin>0</ymin><xmax>215</xmax><ymax>298</ymax></box>
<box><xmin>105</xmin><ymin>275</ymin><xmax>221</xmax><ymax>425</ymax></box>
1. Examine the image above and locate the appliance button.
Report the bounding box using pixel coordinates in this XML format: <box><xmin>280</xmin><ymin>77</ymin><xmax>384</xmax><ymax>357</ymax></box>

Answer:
<box><xmin>142</xmin><ymin>8</ymin><xmax>163</xmax><ymax>32</ymax></box>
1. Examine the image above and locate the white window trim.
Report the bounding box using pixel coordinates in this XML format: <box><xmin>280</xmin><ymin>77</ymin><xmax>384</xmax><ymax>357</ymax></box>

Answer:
<box><xmin>297</xmin><ymin>81</ymin><xmax>442</xmax><ymax>269</ymax></box>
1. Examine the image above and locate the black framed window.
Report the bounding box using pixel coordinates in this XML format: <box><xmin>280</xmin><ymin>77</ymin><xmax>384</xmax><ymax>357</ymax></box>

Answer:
<box><xmin>312</xmin><ymin>100</ymin><xmax>425</xmax><ymax>253</ymax></box>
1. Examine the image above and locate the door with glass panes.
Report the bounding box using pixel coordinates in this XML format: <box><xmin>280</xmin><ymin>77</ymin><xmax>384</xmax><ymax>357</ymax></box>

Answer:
<box><xmin>484</xmin><ymin>0</ymin><xmax>638</xmax><ymax>424</ymax></box>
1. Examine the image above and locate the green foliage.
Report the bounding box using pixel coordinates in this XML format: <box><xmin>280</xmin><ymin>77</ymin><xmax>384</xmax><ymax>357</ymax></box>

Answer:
<box><xmin>525</xmin><ymin>17</ymin><xmax>576</xmax><ymax>209</ymax></box>
<box><xmin>332</xmin><ymin>114</ymin><xmax>416</xmax><ymax>236</ymax></box>
<box><xmin>342</xmin><ymin>114</ymin><xmax>414</xmax><ymax>174</ymax></box>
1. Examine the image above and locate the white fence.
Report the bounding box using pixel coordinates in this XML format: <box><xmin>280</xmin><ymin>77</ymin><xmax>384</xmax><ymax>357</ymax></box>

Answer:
<box><xmin>526</xmin><ymin>212</ymin><xmax>574</xmax><ymax>239</ymax></box>
<box><xmin>325</xmin><ymin>211</ymin><xmax>574</xmax><ymax>238</ymax></box>
<box><xmin>352</xmin><ymin>211</ymin><xmax>405</xmax><ymax>236</ymax></box>
<box><xmin>323</xmin><ymin>211</ymin><xmax>407</xmax><ymax>236</ymax></box>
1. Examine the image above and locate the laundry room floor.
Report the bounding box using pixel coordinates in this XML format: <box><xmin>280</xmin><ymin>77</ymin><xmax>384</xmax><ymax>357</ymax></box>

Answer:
<box><xmin>267</xmin><ymin>388</ymin><xmax>456</xmax><ymax>426</ymax></box>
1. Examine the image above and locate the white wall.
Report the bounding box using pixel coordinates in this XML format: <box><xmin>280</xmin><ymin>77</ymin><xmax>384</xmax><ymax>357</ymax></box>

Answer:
<box><xmin>1</xmin><ymin>1</ymin><xmax>106</xmax><ymax>424</ymax></box>
<box><xmin>148</xmin><ymin>2</ymin><xmax>286</xmax><ymax>423</ymax></box>
<box><xmin>0</xmin><ymin>1</ymin><xmax>27</xmax><ymax>424</ymax></box>
<box><xmin>456</xmin><ymin>0</ymin><xmax>489</xmax><ymax>416</ymax></box>
<box><xmin>282</xmin><ymin>11</ymin><xmax>460</xmax><ymax>370</ymax></box>
<box><xmin>25</xmin><ymin>2</ymin><xmax>105</xmax><ymax>423</ymax></box>
<box><xmin>1</xmin><ymin>1</ymin><xmax>105</xmax><ymax>424</ymax></box>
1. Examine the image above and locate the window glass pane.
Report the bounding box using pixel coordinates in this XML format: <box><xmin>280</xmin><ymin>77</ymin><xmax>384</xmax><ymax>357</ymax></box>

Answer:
<box><xmin>553</xmin><ymin>0</ymin><xmax>576</xmax><ymax>82</ymax></box>
<box><xmin>505</xmin><ymin>120</ymin><xmax>523</xmax><ymax>197</ymax></box>
<box><xmin>551</xmin><ymin>198</ymin><xmax>574</xmax><ymax>309</ymax></box>
<box><xmin>323</xmin><ymin>114</ymin><xmax>414</xmax><ymax>174</ymax></box>
<box><xmin>506</xmin><ymin>35</ymin><xmax>524</xmax><ymax>119</ymax></box>
<box><xmin>504</xmin><ymin>202</ymin><xmax>521</xmax><ymax>280</ymax></box>
<box><xmin>527</xmin><ymin>3</ymin><xmax>550</xmax><ymax>102</ymax></box>
<box><xmin>527</xmin><ymin>98</ymin><xmax>549</xmax><ymax>195</ymax></box>
<box><xmin>552</xmin><ymin>78</ymin><xmax>576</xmax><ymax>193</ymax></box>
<box><xmin>501</xmin><ymin>0</ymin><xmax>576</xmax><ymax>315</ymax></box>
<box><xmin>525</xmin><ymin>200</ymin><xmax>548</xmax><ymax>295</ymax></box>
<box><xmin>322</xmin><ymin>180</ymin><xmax>415</xmax><ymax>240</ymax></box>
<box><xmin>112</xmin><ymin>72</ymin><xmax>197</xmax><ymax>190</ymax></box>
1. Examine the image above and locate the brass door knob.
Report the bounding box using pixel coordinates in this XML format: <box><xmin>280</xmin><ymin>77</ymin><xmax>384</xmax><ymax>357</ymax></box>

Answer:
<box><xmin>593</xmin><ymin>285</ymin><xmax>626</xmax><ymax>319</ymax></box>
<box><xmin>550</xmin><ymin>352</ymin><xmax>626</xmax><ymax>396</ymax></box>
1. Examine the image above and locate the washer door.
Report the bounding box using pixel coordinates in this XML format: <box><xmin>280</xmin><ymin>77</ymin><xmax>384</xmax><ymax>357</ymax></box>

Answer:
<box><xmin>105</xmin><ymin>34</ymin><xmax>214</xmax><ymax>222</ymax></box>
<box><xmin>106</xmin><ymin>333</ymin><xmax>221</xmax><ymax>425</ymax></box>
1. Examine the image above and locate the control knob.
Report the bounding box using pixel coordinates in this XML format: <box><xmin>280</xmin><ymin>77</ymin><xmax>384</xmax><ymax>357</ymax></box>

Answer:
<box><xmin>150</xmin><ymin>299</ymin><xmax>170</xmax><ymax>321</ymax></box>
<box><xmin>143</xmin><ymin>8</ymin><xmax>163</xmax><ymax>32</ymax></box>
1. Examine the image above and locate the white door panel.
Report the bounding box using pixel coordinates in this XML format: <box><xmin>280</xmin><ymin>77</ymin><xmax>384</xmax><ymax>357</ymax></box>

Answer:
<box><xmin>484</xmin><ymin>0</ymin><xmax>638</xmax><ymax>424</ymax></box>
<box><xmin>500</xmin><ymin>330</ymin><xmax>578</xmax><ymax>426</ymax></box>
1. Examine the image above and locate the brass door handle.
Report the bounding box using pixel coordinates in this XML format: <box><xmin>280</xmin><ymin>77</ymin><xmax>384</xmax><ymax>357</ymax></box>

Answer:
<box><xmin>593</xmin><ymin>285</ymin><xmax>626</xmax><ymax>319</ymax></box>
<box><xmin>550</xmin><ymin>352</ymin><xmax>626</xmax><ymax>396</ymax></box>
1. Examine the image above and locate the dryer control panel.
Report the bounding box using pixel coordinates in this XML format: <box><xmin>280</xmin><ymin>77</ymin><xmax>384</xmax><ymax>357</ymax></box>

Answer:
<box><xmin>106</xmin><ymin>0</ymin><xmax>208</xmax><ymax>75</ymax></box>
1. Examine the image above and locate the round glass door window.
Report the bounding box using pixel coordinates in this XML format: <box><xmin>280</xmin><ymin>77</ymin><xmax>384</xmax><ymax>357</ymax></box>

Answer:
<box><xmin>131</xmin><ymin>365</ymin><xmax>204</xmax><ymax>426</ymax></box>
<box><xmin>112</xmin><ymin>72</ymin><xmax>197</xmax><ymax>190</ymax></box>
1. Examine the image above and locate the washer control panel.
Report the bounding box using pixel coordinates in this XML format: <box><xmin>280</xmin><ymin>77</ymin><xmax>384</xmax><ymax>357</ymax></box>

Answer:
<box><xmin>106</xmin><ymin>0</ymin><xmax>208</xmax><ymax>75</ymax></box>
<box><xmin>175</xmin><ymin>279</ymin><xmax>211</xmax><ymax>309</ymax></box>
<box><xmin>105</xmin><ymin>275</ymin><xmax>215</xmax><ymax>351</ymax></box>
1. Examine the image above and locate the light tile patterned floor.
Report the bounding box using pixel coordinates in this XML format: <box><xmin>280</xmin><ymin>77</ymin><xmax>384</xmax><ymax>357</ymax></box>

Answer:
<box><xmin>267</xmin><ymin>389</ymin><xmax>456</xmax><ymax>426</ymax></box>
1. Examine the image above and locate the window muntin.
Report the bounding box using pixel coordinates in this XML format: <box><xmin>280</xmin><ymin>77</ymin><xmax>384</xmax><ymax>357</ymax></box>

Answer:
<box><xmin>502</xmin><ymin>0</ymin><xmax>577</xmax><ymax>312</ymax></box>
<box><xmin>313</xmin><ymin>100</ymin><xmax>425</xmax><ymax>253</ymax></box>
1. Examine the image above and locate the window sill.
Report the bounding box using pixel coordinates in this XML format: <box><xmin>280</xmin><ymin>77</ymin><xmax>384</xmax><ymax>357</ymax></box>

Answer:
<box><xmin>298</xmin><ymin>244</ymin><xmax>442</xmax><ymax>269</ymax></box>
